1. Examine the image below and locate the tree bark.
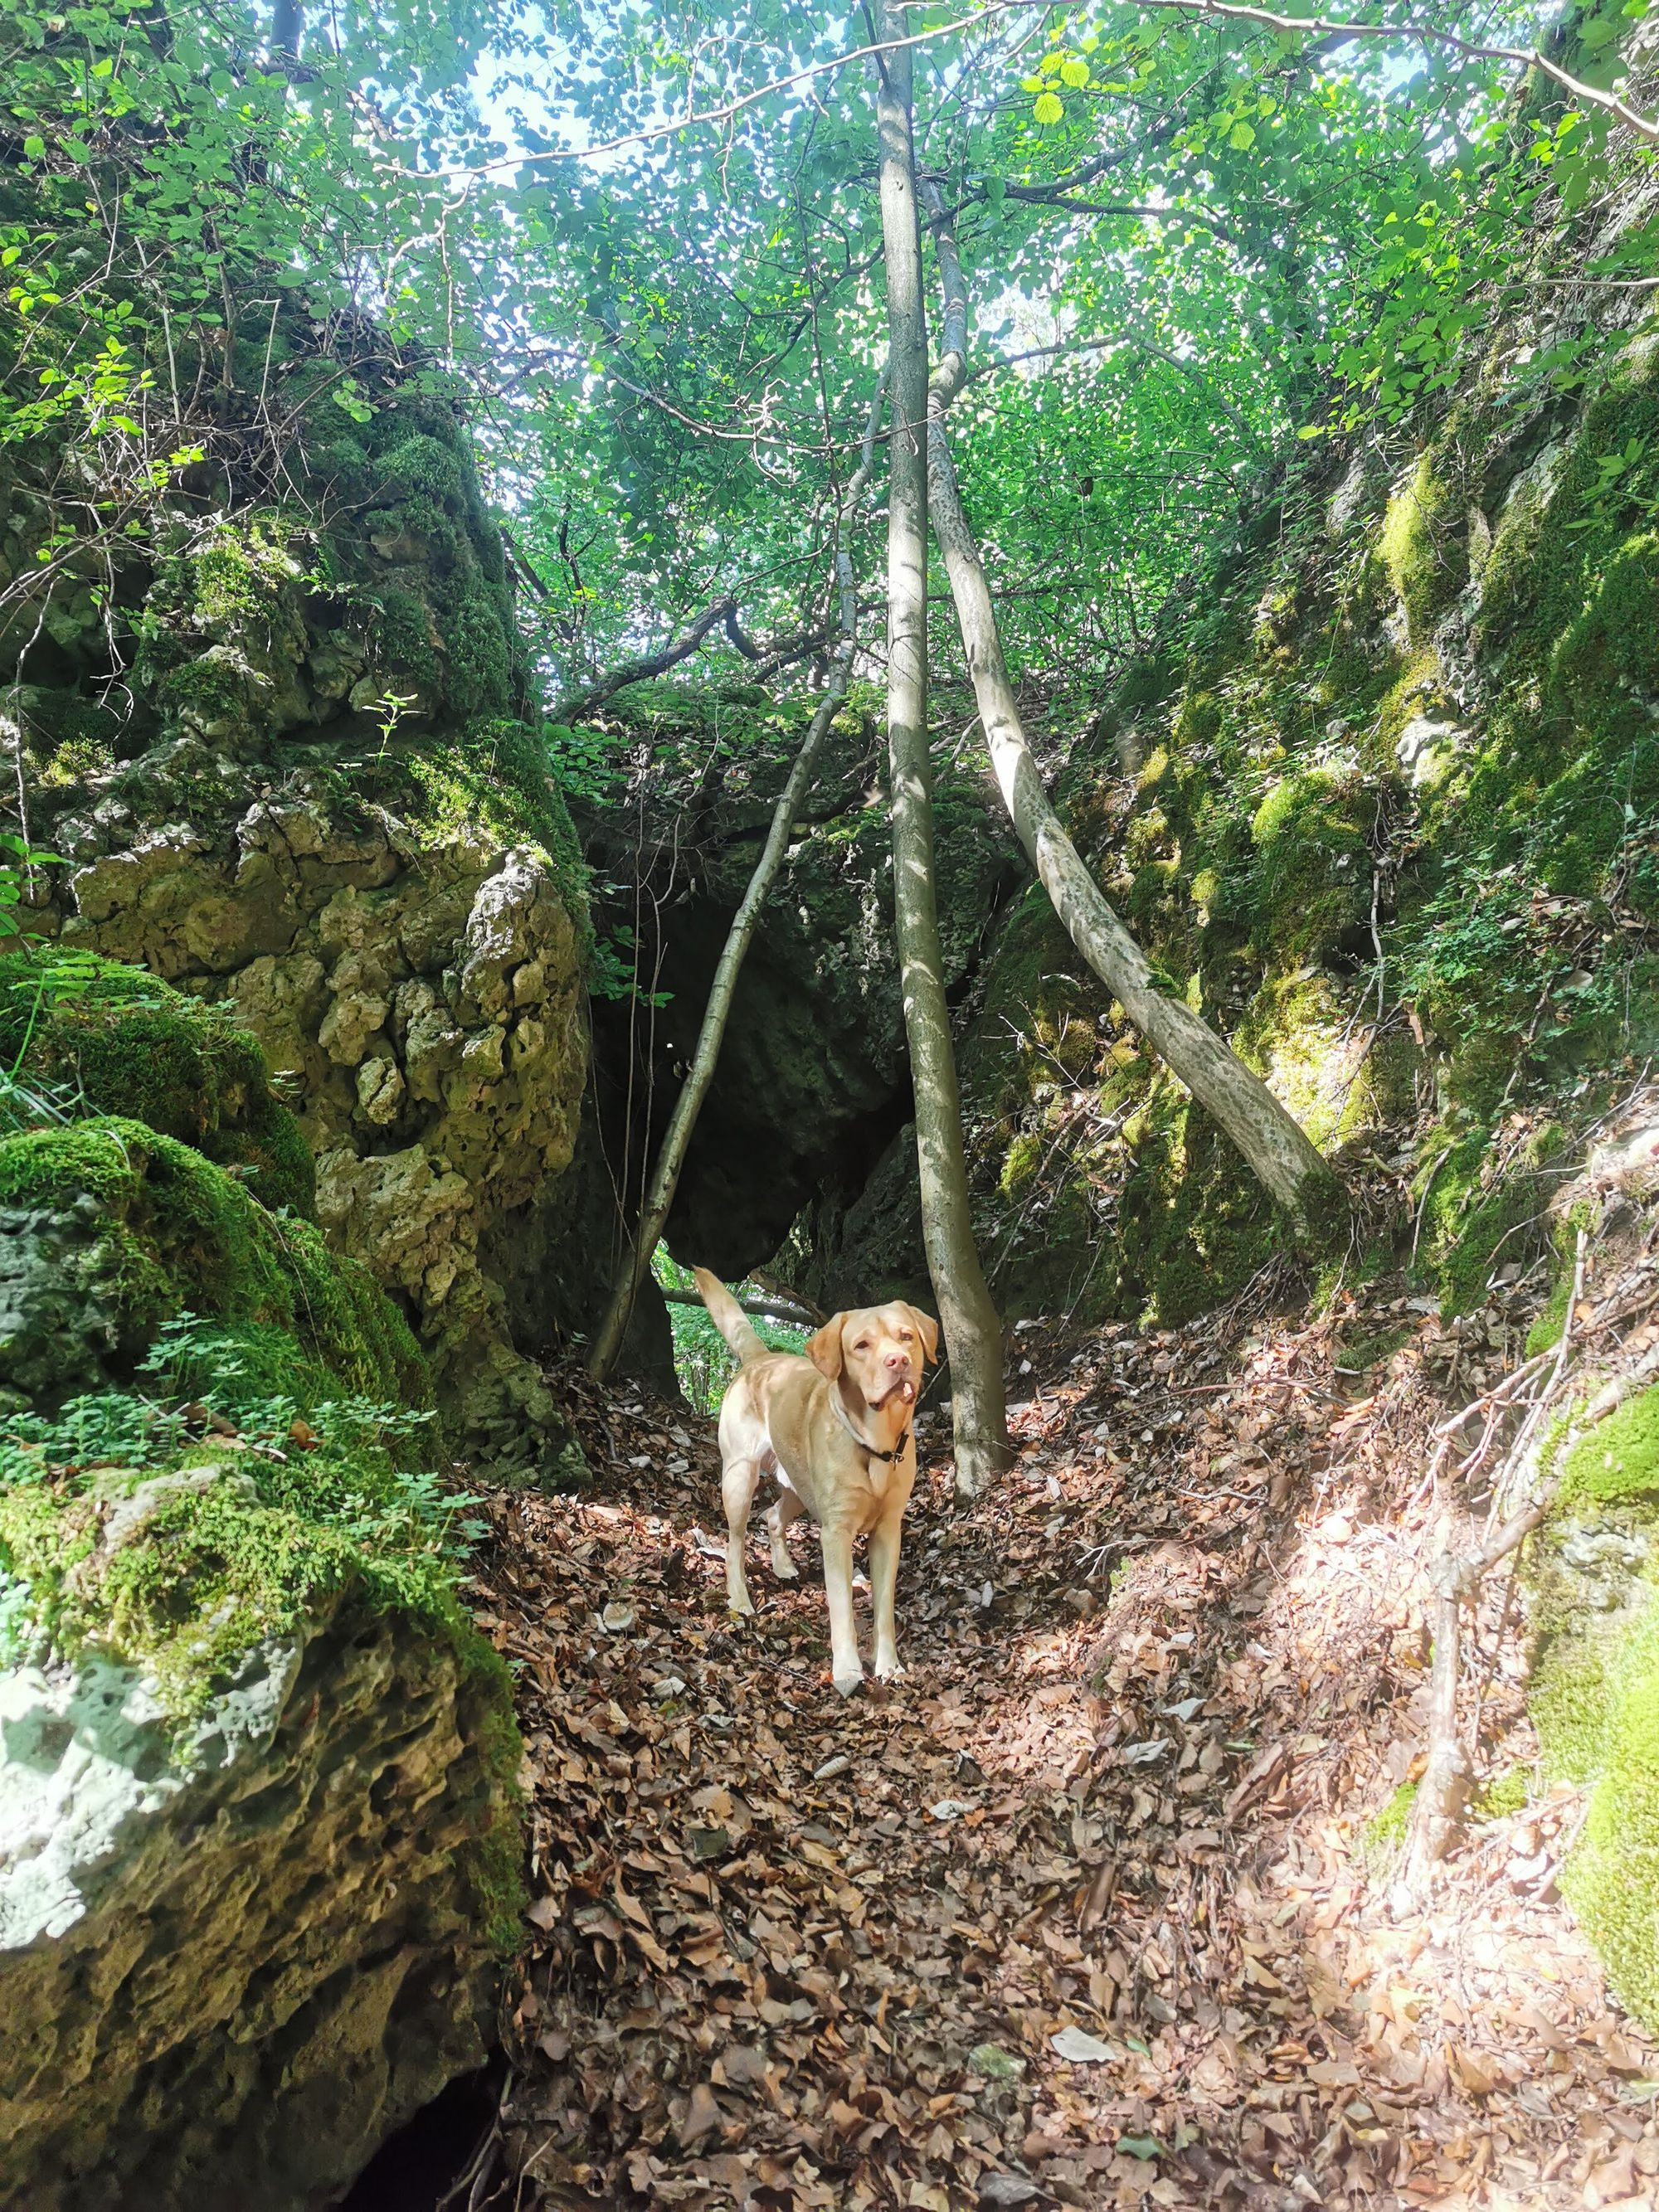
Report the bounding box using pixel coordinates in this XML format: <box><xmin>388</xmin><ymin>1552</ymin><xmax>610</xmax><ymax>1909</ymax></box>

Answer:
<box><xmin>873</xmin><ymin>0</ymin><xmax>1011</xmax><ymax>1495</ymax></box>
<box><xmin>585</xmin><ymin>377</ymin><xmax>884</xmax><ymax>1382</ymax></box>
<box><xmin>918</xmin><ymin>182</ymin><xmax>1345</xmax><ymax>1241</ymax></box>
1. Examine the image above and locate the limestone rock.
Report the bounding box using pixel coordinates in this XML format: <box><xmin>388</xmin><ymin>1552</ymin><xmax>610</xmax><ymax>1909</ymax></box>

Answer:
<box><xmin>48</xmin><ymin>798</ymin><xmax>586</xmax><ymax>1479</ymax></box>
<box><xmin>0</xmin><ymin>1587</ymin><xmax>509</xmax><ymax>2210</ymax></box>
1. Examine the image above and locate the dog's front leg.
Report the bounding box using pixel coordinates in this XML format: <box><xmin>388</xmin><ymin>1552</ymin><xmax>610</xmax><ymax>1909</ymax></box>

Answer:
<box><xmin>869</xmin><ymin>1510</ymin><xmax>906</xmax><ymax>1680</ymax></box>
<box><xmin>819</xmin><ymin>1524</ymin><xmax>864</xmax><ymax>1696</ymax></box>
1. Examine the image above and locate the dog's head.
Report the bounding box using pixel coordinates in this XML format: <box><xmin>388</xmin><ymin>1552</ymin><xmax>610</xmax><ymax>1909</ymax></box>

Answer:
<box><xmin>806</xmin><ymin>1300</ymin><xmax>940</xmax><ymax>1412</ymax></box>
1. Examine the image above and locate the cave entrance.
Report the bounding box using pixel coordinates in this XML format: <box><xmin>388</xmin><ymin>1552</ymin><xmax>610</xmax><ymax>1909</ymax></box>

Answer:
<box><xmin>333</xmin><ymin>2054</ymin><xmax>504</xmax><ymax>2212</ymax></box>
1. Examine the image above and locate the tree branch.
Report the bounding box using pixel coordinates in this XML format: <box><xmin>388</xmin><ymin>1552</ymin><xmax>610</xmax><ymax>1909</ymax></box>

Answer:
<box><xmin>1131</xmin><ymin>0</ymin><xmax>1659</xmax><ymax>147</ymax></box>
<box><xmin>660</xmin><ymin>1286</ymin><xmax>820</xmax><ymax>1327</ymax></box>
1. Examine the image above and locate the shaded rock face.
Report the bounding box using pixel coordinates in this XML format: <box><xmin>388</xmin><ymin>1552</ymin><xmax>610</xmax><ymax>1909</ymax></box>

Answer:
<box><xmin>46</xmin><ymin>791</ymin><xmax>586</xmax><ymax>1474</ymax></box>
<box><xmin>0</xmin><ymin>1588</ymin><xmax>507</xmax><ymax>2212</ymax></box>
<box><xmin>577</xmin><ymin>690</ymin><xmax>1023</xmax><ymax>1286</ymax></box>
<box><xmin>4</xmin><ymin>391</ymin><xmax>592</xmax><ymax>1472</ymax></box>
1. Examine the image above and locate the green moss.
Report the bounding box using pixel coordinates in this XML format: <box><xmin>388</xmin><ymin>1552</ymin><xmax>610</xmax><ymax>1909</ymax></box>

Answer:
<box><xmin>0</xmin><ymin>1446</ymin><xmax>522</xmax><ymax>1938</ymax></box>
<box><xmin>1412</xmin><ymin>1118</ymin><xmax>1567</xmax><ymax>1315</ymax></box>
<box><xmin>1560</xmin><ymin>1384</ymin><xmax>1659</xmax><ymax>1511</ymax></box>
<box><xmin>1379</xmin><ymin>450</ymin><xmax>1467</xmax><ymax>644</ymax></box>
<box><xmin>1549</xmin><ymin>532</ymin><xmax>1659</xmax><ymax>723</ymax></box>
<box><xmin>444</xmin><ymin>581</ymin><xmax>515</xmax><ymax>719</ymax></box>
<box><xmin>1249</xmin><ymin>769</ymin><xmax>1373</xmax><ymax>960</ymax></box>
<box><xmin>374</xmin><ymin>432</ymin><xmax>468</xmax><ymax>507</ymax></box>
<box><xmin>0</xmin><ymin>948</ymin><xmax>314</xmax><ymax>1216</ymax></box>
<box><xmin>302</xmin><ymin>717</ymin><xmax>590</xmax><ymax>954</ymax></box>
<box><xmin>1557</xmin><ymin>1593</ymin><xmax>1659</xmax><ymax>2030</ymax></box>
<box><xmin>0</xmin><ymin>1116</ymin><xmax>428</xmax><ymax>1405</ymax></box>
<box><xmin>372</xmin><ymin>586</ymin><xmax>442</xmax><ymax>695</ymax></box>
<box><xmin>1471</xmin><ymin>1762</ymin><xmax>1531</xmax><ymax>1822</ymax></box>
<box><xmin>1360</xmin><ymin>1780</ymin><xmax>1417</xmax><ymax>1870</ymax></box>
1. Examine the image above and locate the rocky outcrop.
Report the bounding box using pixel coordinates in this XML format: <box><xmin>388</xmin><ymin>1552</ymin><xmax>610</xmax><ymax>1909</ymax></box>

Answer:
<box><xmin>5</xmin><ymin>382</ymin><xmax>593</xmax><ymax>1471</ymax></box>
<box><xmin>0</xmin><ymin>966</ymin><xmax>523</xmax><ymax>2208</ymax></box>
<box><xmin>0</xmin><ymin>1587</ymin><xmax>510</xmax><ymax>2212</ymax></box>
<box><xmin>44</xmin><ymin>790</ymin><xmax>587</xmax><ymax>1473</ymax></box>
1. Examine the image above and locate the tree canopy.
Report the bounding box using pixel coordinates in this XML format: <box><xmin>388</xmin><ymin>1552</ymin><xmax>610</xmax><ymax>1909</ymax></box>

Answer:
<box><xmin>5</xmin><ymin>0</ymin><xmax>1652</xmax><ymax>721</ymax></box>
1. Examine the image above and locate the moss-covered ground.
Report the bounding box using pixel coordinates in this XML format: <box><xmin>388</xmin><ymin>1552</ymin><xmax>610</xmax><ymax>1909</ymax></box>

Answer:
<box><xmin>0</xmin><ymin>948</ymin><xmax>314</xmax><ymax>1214</ymax></box>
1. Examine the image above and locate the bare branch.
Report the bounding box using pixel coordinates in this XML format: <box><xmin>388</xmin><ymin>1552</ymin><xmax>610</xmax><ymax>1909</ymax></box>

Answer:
<box><xmin>1130</xmin><ymin>0</ymin><xmax>1659</xmax><ymax>146</ymax></box>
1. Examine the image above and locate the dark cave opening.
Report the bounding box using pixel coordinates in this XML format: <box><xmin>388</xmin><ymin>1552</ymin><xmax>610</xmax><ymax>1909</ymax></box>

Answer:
<box><xmin>333</xmin><ymin>2054</ymin><xmax>505</xmax><ymax>2212</ymax></box>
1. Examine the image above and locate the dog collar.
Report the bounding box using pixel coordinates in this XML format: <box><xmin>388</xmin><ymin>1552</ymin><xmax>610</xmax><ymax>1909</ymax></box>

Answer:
<box><xmin>831</xmin><ymin>1394</ymin><xmax>912</xmax><ymax>1465</ymax></box>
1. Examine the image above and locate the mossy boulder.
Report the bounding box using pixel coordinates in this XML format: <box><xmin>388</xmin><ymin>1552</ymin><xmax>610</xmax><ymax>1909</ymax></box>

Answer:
<box><xmin>0</xmin><ymin>950</ymin><xmax>313</xmax><ymax>1217</ymax></box>
<box><xmin>0</xmin><ymin>1048</ymin><xmax>523</xmax><ymax>2206</ymax></box>
<box><xmin>33</xmin><ymin>763</ymin><xmax>586</xmax><ymax>1477</ymax></box>
<box><xmin>1529</xmin><ymin>1384</ymin><xmax>1659</xmax><ymax>2032</ymax></box>
<box><xmin>4</xmin><ymin>363</ymin><xmax>593</xmax><ymax>1467</ymax></box>
<box><xmin>0</xmin><ymin>1116</ymin><xmax>426</xmax><ymax>1411</ymax></box>
<box><xmin>0</xmin><ymin>1579</ymin><xmax>518</xmax><ymax>2212</ymax></box>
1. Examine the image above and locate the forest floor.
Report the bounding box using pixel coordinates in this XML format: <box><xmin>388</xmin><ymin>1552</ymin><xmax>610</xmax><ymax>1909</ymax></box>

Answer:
<box><xmin>465</xmin><ymin>1264</ymin><xmax>1659</xmax><ymax>2212</ymax></box>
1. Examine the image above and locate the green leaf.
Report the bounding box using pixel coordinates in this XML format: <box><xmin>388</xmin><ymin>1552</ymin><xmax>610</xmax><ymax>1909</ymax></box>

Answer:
<box><xmin>1059</xmin><ymin>56</ymin><xmax>1089</xmax><ymax>86</ymax></box>
<box><xmin>22</xmin><ymin>137</ymin><xmax>45</xmax><ymax>161</ymax></box>
<box><xmin>1229</xmin><ymin>120</ymin><xmax>1256</xmax><ymax>150</ymax></box>
<box><xmin>1033</xmin><ymin>91</ymin><xmax>1063</xmax><ymax>125</ymax></box>
<box><xmin>1117</xmin><ymin>2136</ymin><xmax>1164</xmax><ymax>2161</ymax></box>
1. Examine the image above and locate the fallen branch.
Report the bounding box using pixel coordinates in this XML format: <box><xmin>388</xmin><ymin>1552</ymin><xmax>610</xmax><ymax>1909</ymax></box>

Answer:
<box><xmin>660</xmin><ymin>1286</ymin><xmax>819</xmax><ymax>1328</ymax></box>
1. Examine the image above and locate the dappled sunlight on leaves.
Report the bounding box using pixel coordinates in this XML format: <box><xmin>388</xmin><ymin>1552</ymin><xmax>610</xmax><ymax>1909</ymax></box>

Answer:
<box><xmin>465</xmin><ymin>1279</ymin><xmax>1659</xmax><ymax>2210</ymax></box>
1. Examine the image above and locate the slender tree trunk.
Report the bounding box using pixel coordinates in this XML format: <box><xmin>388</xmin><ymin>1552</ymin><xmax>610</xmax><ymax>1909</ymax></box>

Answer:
<box><xmin>586</xmin><ymin>378</ymin><xmax>884</xmax><ymax>1382</ymax></box>
<box><xmin>873</xmin><ymin>2</ymin><xmax>1011</xmax><ymax>1495</ymax></box>
<box><xmin>586</xmin><ymin>679</ymin><xmax>848</xmax><ymax>1378</ymax></box>
<box><xmin>918</xmin><ymin>184</ymin><xmax>1346</xmax><ymax>1242</ymax></box>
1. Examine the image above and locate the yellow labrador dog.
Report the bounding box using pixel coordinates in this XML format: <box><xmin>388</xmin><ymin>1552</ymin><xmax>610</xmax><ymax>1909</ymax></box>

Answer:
<box><xmin>692</xmin><ymin>1268</ymin><xmax>938</xmax><ymax>1696</ymax></box>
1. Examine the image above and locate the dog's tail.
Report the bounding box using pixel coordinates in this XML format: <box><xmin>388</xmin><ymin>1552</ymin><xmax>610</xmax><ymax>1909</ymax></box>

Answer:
<box><xmin>693</xmin><ymin>1266</ymin><xmax>768</xmax><ymax>1365</ymax></box>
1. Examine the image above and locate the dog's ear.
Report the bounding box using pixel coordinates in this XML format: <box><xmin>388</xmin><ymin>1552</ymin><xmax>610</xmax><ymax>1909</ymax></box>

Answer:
<box><xmin>807</xmin><ymin>1315</ymin><xmax>846</xmax><ymax>1379</ymax></box>
<box><xmin>906</xmin><ymin>1305</ymin><xmax>941</xmax><ymax>1364</ymax></box>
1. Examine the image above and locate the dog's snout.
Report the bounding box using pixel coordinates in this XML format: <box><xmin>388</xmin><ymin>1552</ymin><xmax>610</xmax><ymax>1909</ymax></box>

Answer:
<box><xmin>884</xmin><ymin>1349</ymin><xmax>910</xmax><ymax>1372</ymax></box>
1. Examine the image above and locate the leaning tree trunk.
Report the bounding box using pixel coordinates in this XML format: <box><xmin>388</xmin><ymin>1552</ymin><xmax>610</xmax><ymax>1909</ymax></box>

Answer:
<box><xmin>873</xmin><ymin>1</ymin><xmax>1011</xmax><ymax>1494</ymax></box>
<box><xmin>586</xmin><ymin>379</ymin><xmax>884</xmax><ymax>1382</ymax></box>
<box><xmin>918</xmin><ymin>183</ymin><xmax>1345</xmax><ymax>1243</ymax></box>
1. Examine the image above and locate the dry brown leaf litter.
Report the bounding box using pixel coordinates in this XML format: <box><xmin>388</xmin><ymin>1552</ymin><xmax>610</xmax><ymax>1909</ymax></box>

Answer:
<box><xmin>464</xmin><ymin>1271</ymin><xmax>1659</xmax><ymax>2212</ymax></box>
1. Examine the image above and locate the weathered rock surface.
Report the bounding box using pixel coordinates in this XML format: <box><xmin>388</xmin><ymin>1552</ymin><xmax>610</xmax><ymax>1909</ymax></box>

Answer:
<box><xmin>4</xmin><ymin>376</ymin><xmax>601</xmax><ymax>1458</ymax></box>
<box><xmin>36</xmin><ymin>792</ymin><xmax>587</xmax><ymax>1474</ymax></box>
<box><xmin>0</xmin><ymin>1587</ymin><xmax>509</xmax><ymax>2212</ymax></box>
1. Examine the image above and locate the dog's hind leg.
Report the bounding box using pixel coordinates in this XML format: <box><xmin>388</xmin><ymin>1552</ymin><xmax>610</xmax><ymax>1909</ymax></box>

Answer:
<box><xmin>722</xmin><ymin>1456</ymin><xmax>761</xmax><ymax>1616</ymax></box>
<box><xmin>767</xmin><ymin>1479</ymin><xmax>805</xmax><ymax>1580</ymax></box>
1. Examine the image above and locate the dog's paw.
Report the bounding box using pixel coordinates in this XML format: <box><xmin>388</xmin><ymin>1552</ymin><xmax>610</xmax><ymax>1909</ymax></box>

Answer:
<box><xmin>771</xmin><ymin>1557</ymin><xmax>800</xmax><ymax>1582</ymax></box>
<box><xmin>727</xmin><ymin>1590</ymin><xmax>756</xmax><ymax>1617</ymax></box>
<box><xmin>831</xmin><ymin>1666</ymin><xmax>865</xmax><ymax>1699</ymax></box>
<box><xmin>873</xmin><ymin>1658</ymin><xmax>907</xmax><ymax>1680</ymax></box>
